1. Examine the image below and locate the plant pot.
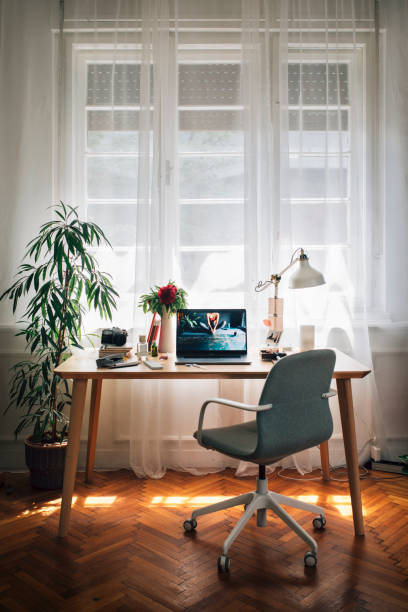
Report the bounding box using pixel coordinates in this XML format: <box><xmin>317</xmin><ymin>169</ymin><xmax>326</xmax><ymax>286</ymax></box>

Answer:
<box><xmin>25</xmin><ymin>437</ymin><xmax>67</xmax><ymax>490</ymax></box>
<box><xmin>158</xmin><ymin>309</ymin><xmax>175</xmax><ymax>353</ymax></box>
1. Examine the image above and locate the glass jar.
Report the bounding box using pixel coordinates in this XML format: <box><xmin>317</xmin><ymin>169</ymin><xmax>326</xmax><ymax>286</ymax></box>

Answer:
<box><xmin>137</xmin><ymin>334</ymin><xmax>149</xmax><ymax>358</ymax></box>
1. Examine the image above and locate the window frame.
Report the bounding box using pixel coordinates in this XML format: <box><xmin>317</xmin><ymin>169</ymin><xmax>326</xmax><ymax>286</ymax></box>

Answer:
<box><xmin>67</xmin><ymin>30</ymin><xmax>384</xmax><ymax>319</ymax></box>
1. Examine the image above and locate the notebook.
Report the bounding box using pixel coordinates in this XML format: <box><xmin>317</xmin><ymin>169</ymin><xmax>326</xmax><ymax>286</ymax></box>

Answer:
<box><xmin>175</xmin><ymin>309</ymin><xmax>251</xmax><ymax>364</ymax></box>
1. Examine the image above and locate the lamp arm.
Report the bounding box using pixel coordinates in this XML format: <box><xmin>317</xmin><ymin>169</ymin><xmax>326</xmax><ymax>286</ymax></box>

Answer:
<box><xmin>254</xmin><ymin>258</ymin><xmax>299</xmax><ymax>293</ymax></box>
<box><xmin>276</xmin><ymin>258</ymin><xmax>298</xmax><ymax>279</ymax></box>
<box><xmin>254</xmin><ymin>248</ymin><xmax>307</xmax><ymax>293</ymax></box>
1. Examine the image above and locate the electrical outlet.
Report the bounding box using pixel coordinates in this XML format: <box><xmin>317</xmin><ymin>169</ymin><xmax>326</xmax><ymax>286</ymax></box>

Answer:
<box><xmin>371</xmin><ymin>445</ymin><xmax>381</xmax><ymax>462</ymax></box>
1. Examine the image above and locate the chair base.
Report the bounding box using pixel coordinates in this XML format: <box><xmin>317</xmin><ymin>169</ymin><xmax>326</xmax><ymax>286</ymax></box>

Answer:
<box><xmin>189</xmin><ymin>476</ymin><xmax>325</xmax><ymax>559</ymax></box>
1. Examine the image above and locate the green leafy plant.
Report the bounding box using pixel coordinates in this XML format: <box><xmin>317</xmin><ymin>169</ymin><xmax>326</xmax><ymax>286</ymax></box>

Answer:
<box><xmin>139</xmin><ymin>281</ymin><xmax>187</xmax><ymax>317</ymax></box>
<box><xmin>0</xmin><ymin>202</ymin><xmax>118</xmax><ymax>444</ymax></box>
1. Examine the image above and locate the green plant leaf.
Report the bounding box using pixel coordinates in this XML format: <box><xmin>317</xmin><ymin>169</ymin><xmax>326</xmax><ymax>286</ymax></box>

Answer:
<box><xmin>2</xmin><ymin>201</ymin><xmax>117</xmax><ymax>442</ymax></box>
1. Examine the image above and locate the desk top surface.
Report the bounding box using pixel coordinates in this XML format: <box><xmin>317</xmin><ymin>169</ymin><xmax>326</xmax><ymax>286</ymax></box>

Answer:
<box><xmin>55</xmin><ymin>348</ymin><xmax>371</xmax><ymax>380</ymax></box>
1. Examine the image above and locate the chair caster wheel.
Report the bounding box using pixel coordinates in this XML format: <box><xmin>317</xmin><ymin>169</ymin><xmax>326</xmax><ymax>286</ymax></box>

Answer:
<box><xmin>304</xmin><ymin>551</ymin><xmax>317</xmax><ymax>567</ymax></box>
<box><xmin>217</xmin><ymin>555</ymin><xmax>231</xmax><ymax>572</ymax></box>
<box><xmin>313</xmin><ymin>515</ymin><xmax>326</xmax><ymax>530</ymax></box>
<box><xmin>183</xmin><ymin>518</ymin><xmax>197</xmax><ymax>532</ymax></box>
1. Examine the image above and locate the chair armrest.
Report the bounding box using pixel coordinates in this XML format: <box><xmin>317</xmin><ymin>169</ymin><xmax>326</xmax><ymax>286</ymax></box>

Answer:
<box><xmin>322</xmin><ymin>389</ymin><xmax>337</xmax><ymax>398</ymax></box>
<box><xmin>196</xmin><ymin>397</ymin><xmax>272</xmax><ymax>446</ymax></box>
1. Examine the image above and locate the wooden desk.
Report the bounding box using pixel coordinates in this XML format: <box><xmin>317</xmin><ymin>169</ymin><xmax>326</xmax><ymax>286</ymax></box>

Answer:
<box><xmin>55</xmin><ymin>349</ymin><xmax>370</xmax><ymax>538</ymax></box>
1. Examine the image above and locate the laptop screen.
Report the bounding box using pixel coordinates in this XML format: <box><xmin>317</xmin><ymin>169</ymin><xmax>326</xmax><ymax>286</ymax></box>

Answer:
<box><xmin>176</xmin><ymin>309</ymin><xmax>247</xmax><ymax>356</ymax></box>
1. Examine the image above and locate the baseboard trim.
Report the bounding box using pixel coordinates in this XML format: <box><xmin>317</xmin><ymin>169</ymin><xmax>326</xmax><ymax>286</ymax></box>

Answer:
<box><xmin>1</xmin><ymin>437</ymin><xmax>407</xmax><ymax>472</ymax></box>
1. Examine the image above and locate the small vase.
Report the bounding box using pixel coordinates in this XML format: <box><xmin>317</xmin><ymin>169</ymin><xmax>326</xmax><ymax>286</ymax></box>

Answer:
<box><xmin>158</xmin><ymin>309</ymin><xmax>175</xmax><ymax>353</ymax></box>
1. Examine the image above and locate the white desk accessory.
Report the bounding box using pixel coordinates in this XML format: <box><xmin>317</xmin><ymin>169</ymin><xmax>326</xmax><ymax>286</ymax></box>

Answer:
<box><xmin>143</xmin><ymin>358</ymin><xmax>163</xmax><ymax>370</ymax></box>
<box><xmin>300</xmin><ymin>325</ymin><xmax>315</xmax><ymax>351</ymax></box>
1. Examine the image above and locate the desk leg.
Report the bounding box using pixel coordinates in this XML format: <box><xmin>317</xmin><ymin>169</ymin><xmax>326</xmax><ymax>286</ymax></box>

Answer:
<box><xmin>58</xmin><ymin>378</ymin><xmax>88</xmax><ymax>538</ymax></box>
<box><xmin>319</xmin><ymin>441</ymin><xmax>330</xmax><ymax>481</ymax></box>
<box><xmin>85</xmin><ymin>379</ymin><xmax>102</xmax><ymax>483</ymax></box>
<box><xmin>336</xmin><ymin>378</ymin><xmax>364</xmax><ymax>536</ymax></box>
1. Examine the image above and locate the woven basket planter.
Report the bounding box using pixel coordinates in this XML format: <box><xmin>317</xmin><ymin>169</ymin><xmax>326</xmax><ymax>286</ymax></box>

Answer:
<box><xmin>25</xmin><ymin>437</ymin><xmax>67</xmax><ymax>489</ymax></box>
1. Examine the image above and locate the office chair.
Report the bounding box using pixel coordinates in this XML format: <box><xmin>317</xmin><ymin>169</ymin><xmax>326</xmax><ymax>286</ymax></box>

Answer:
<box><xmin>183</xmin><ymin>349</ymin><xmax>337</xmax><ymax>571</ymax></box>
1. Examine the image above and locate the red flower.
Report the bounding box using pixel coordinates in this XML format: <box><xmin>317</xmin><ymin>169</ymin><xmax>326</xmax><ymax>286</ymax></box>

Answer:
<box><xmin>158</xmin><ymin>284</ymin><xmax>177</xmax><ymax>305</ymax></box>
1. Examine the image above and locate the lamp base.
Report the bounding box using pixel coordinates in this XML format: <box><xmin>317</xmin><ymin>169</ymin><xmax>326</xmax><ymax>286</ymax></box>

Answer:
<box><xmin>264</xmin><ymin>297</ymin><xmax>284</xmax><ymax>345</ymax></box>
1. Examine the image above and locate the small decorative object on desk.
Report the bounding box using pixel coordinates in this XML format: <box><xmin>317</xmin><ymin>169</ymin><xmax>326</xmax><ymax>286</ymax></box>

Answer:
<box><xmin>260</xmin><ymin>348</ymin><xmax>287</xmax><ymax>361</ymax></box>
<box><xmin>300</xmin><ymin>325</ymin><xmax>315</xmax><ymax>351</ymax></box>
<box><xmin>139</xmin><ymin>281</ymin><xmax>188</xmax><ymax>353</ymax></box>
<box><xmin>147</xmin><ymin>313</ymin><xmax>159</xmax><ymax>350</ymax></box>
<box><xmin>137</xmin><ymin>334</ymin><xmax>149</xmax><ymax>358</ymax></box>
<box><xmin>101</xmin><ymin>327</ymin><xmax>128</xmax><ymax>346</ymax></box>
<box><xmin>151</xmin><ymin>341</ymin><xmax>158</xmax><ymax>357</ymax></box>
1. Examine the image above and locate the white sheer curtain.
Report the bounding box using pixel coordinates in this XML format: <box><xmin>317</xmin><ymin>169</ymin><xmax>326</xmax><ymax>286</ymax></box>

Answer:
<box><xmin>62</xmin><ymin>0</ymin><xmax>239</xmax><ymax>477</ymax></box>
<box><xmin>280</xmin><ymin>0</ymin><xmax>385</xmax><ymax>469</ymax></box>
<box><xmin>56</xmin><ymin>0</ymin><xmax>385</xmax><ymax>477</ymax></box>
<box><xmin>236</xmin><ymin>0</ymin><xmax>384</xmax><ymax>474</ymax></box>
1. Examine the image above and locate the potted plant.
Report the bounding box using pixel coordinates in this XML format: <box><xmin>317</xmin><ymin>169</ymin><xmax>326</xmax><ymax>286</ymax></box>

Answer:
<box><xmin>0</xmin><ymin>202</ymin><xmax>118</xmax><ymax>488</ymax></box>
<box><xmin>139</xmin><ymin>282</ymin><xmax>187</xmax><ymax>353</ymax></box>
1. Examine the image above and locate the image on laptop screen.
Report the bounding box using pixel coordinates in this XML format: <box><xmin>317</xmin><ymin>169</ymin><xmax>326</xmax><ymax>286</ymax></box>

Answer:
<box><xmin>176</xmin><ymin>309</ymin><xmax>247</xmax><ymax>356</ymax></box>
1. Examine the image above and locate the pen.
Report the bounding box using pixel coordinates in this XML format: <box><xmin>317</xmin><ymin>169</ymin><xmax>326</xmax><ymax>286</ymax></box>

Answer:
<box><xmin>185</xmin><ymin>363</ymin><xmax>207</xmax><ymax>370</ymax></box>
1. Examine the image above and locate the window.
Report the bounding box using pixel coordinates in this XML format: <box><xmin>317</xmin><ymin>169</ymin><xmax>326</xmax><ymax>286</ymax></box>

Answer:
<box><xmin>73</xmin><ymin>49</ymin><xmax>152</xmax><ymax>326</ymax></box>
<box><xmin>177</xmin><ymin>51</ymin><xmax>245</xmax><ymax>306</ymax></box>
<box><xmin>286</xmin><ymin>50</ymin><xmax>362</xmax><ymax>280</ymax></box>
<box><xmin>72</xmin><ymin>39</ymin><xmax>367</xmax><ymax>323</ymax></box>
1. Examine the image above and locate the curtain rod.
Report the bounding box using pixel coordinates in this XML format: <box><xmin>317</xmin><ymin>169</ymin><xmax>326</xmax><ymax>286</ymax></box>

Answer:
<box><xmin>56</xmin><ymin>28</ymin><xmax>378</xmax><ymax>34</ymax></box>
<box><xmin>63</xmin><ymin>18</ymin><xmax>375</xmax><ymax>23</ymax></box>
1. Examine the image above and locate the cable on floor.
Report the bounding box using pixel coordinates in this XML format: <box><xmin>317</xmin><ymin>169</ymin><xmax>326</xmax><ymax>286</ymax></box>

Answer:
<box><xmin>277</xmin><ymin>464</ymin><xmax>406</xmax><ymax>482</ymax></box>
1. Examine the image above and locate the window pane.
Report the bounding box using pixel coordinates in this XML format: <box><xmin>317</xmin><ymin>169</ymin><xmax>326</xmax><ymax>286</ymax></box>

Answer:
<box><xmin>87</xmin><ymin>157</ymin><xmax>138</xmax><ymax>199</ymax></box>
<box><xmin>288</xmin><ymin>155</ymin><xmax>349</xmax><ymax>199</ymax></box>
<box><xmin>289</xmin><ymin>203</ymin><xmax>348</xmax><ymax>245</ymax></box>
<box><xmin>180</xmin><ymin>204</ymin><xmax>244</xmax><ymax>246</ymax></box>
<box><xmin>179</xmin><ymin>130</ymin><xmax>243</xmax><ymax>153</ymax></box>
<box><xmin>179</xmin><ymin>249</ymin><xmax>244</xmax><ymax>293</ymax></box>
<box><xmin>87</xmin><ymin>110</ymin><xmax>140</xmax><ymax>152</ymax></box>
<box><xmin>289</xmin><ymin>110</ymin><xmax>348</xmax><ymax>131</ymax></box>
<box><xmin>179</xmin><ymin>64</ymin><xmax>241</xmax><ymax>106</ymax></box>
<box><xmin>180</xmin><ymin>156</ymin><xmax>244</xmax><ymax>199</ymax></box>
<box><xmin>289</xmin><ymin>131</ymin><xmax>350</xmax><ymax>153</ymax></box>
<box><xmin>90</xmin><ymin>248</ymin><xmax>136</xmax><ymax>295</ymax></box>
<box><xmin>87</xmin><ymin>204</ymin><xmax>137</xmax><ymax>247</ymax></box>
<box><xmin>288</xmin><ymin>63</ymin><xmax>349</xmax><ymax>105</ymax></box>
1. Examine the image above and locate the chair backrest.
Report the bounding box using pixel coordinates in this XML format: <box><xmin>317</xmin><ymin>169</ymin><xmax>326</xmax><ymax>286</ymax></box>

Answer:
<box><xmin>255</xmin><ymin>349</ymin><xmax>336</xmax><ymax>463</ymax></box>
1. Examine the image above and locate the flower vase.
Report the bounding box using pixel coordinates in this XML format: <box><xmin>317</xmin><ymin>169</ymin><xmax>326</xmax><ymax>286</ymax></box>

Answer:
<box><xmin>158</xmin><ymin>309</ymin><xmax>175</xmax><ymax>353</ymax></box>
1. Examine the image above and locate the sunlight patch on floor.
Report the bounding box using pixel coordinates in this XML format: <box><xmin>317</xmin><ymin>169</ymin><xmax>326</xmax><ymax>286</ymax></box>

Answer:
<box><xmin>84</xmin><ymin>496</ymin><xmax>117</xmax><ymax>507</ymax></box>
<box><xmin>150</xmin><ymin>495</ymin><xmax>230</xmax><ymax>508</ymax></box>
<box><xmin>296</xmin><ymin>495</ymin><xmax>319</xmax><ymax>503</ymax></box>
<box><xmin>17</xmin><ymin>496</ymin><xmax>78</xmax><ymax>518</ymax></box>
<box><xmin>149</xmin><ymin>492</ymin><xmax>366</xmax><ymax>516</ymax></box>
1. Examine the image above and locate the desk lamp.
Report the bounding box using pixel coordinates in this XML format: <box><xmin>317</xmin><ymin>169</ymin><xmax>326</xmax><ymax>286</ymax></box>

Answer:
<box><xmin>255</xmin><ymin>248</ymin><xmax>325</xmax><ymax>345</ymax></box>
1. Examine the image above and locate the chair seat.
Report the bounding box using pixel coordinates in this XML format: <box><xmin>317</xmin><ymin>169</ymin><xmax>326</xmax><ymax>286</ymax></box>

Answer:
<box><xmin>194</xmin><ymin>420</ymin><xmax>258</xmax><ymax>460</ymax></box>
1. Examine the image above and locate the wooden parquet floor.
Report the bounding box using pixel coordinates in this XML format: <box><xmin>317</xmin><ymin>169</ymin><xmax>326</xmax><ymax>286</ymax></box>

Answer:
<box><xmin>0</xmin><ymin>469</ymin><xmax>407</xmax><ymax>612</ymax></box>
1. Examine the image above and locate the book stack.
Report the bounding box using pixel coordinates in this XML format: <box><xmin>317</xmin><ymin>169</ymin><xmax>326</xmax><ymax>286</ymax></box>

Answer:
<box><xmin>98</xmin><ymin>344</ymin><xmax>133</xmax><ymax>358</ymax></box>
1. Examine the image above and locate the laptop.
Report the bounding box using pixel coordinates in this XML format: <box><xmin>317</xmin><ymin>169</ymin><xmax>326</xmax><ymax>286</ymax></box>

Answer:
<box><xmin>175</xmin><ymin>309</ymin><xmax>251</xmax><ymax>364</ymax></box>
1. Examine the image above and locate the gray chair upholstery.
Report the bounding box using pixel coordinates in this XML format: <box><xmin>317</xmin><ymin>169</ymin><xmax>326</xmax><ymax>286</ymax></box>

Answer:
<box><xmin>183</xmin><ymin>349</ymin><xmax>337</xmax><ymax>571</ymax></box>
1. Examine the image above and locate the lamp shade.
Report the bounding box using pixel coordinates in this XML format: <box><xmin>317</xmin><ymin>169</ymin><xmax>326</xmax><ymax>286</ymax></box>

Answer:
<box><xmin>288</xmin><ymin>259</ymin><xmax>325</xmax><ymax>289</ymax></box>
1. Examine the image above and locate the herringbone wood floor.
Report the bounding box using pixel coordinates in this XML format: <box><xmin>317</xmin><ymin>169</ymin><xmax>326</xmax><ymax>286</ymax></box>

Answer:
<box><xmin>0</xmin><ymin>469</ymin><xmax>407</xmax><ymax>611</ymax></box>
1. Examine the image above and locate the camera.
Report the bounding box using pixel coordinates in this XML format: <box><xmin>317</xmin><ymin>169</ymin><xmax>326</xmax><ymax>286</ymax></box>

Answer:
<box><xmin>101</xmin><ymin>327</ymin><xmax>128</xmax><ymax>346</ymax></box>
